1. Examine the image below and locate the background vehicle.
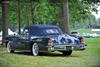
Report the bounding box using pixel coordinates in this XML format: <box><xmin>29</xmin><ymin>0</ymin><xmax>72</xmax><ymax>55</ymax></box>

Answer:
<box><xmin>5</xmin><ymin>24</ymin><xmax>87</xmax><ymax>56</ymax></box>
<box><xmin>0</xmin><ymin>29</ymin><xmax>17</xmax><ymax>44</ymax></box>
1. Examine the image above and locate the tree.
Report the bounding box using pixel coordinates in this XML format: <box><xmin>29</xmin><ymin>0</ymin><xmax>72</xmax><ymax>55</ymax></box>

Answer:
<box><xmin>30</xmin><ymin>0</ymin><xmax>37</xmax><ymax>24</ymax></box>
<box><xmin>59</xmin><ymin>0</ymin><xmax>70</xmax><ymax>34</ymax></box>
<box><xmin>0</xmin><ymin>4</ymin><xmax>2</xmax><ymax>30</ymax></box>
<box><xmin>2</xmin><ymin>0</ymin><xmax>9</xmax><ymax>44</ymax></box>
<box><xmin>1</xmin><ymin>0</ymin><xmax>100</xmax><ymax>36</ymax></box>
<box><xmin>17</xmin><ymin>0</ymin><xmax>21</xmax><ymax>34</ymax></box>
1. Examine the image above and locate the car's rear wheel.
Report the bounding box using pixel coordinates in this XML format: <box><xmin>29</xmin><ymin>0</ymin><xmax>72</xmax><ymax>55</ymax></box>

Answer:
<box><xmin>62</xmin><ymin>50</ymin><xmax>72</xmax><ymax>56</ymax></box>
<box><xmin>7</xmin><ymin>41</ymin><xmax>14</xmax><ymax>53</ymax></box>
<box><xmin>31</xmin><ymin>43</ymin><xmax>39</xmax><ymax>56</ymax></box>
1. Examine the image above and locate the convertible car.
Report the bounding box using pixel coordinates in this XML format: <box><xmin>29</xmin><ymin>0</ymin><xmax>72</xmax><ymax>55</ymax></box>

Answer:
<box><xmin>5</xmin><ymin>24</ymin><xmax>87</xmax><ymax>56</ymax></box>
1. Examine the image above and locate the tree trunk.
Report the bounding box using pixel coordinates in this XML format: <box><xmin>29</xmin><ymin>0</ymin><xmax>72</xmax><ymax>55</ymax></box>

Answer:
<box><xmin>30</xmin><ymin>0</ymin><xmax>38</xmax><ymax>24</ymax></box>
<box><xmin>17</xmin><ymin>0</ymin><xmax>21</xmax><ymax>34</ymax></box>
<box><xmin>30</xmin><ymin>0</ymin><xmax>35</xmax><ymax>24</ymax></box>
<box><xmin>26</xmin><ymin>3</ymin><xmax>30</xmax><ymax>31</ymax></box>
<box><xmin>2</xmin><ymin>0</ymin><xmax>9</xmax><ymax>44</ymax></box>
<box><xmin>59</xmin><ymin>0</ymin><xmax>70</xmax><ymax>34</ymax></box>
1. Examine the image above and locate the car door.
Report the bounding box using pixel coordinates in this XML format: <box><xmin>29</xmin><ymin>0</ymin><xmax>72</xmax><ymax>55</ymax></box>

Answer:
<box><xmin>18</xmin><ymin>33</ymin><xmax>30</xmax><ymax>50</ymax></box>
<box><xmin>7</xmin><ymin>35</ymin><xmax>22</xmax><ymax>50</ymax></box>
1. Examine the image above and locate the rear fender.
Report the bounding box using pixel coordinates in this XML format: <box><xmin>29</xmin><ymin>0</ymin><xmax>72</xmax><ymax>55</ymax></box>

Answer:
<box><xmin>30</xmin><ymin>38</ymin><xmax>49</xmax><ymax>51</ymax></box>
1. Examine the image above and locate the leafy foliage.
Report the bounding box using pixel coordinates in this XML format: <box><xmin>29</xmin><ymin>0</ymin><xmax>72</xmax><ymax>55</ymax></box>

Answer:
<box><xmin>69</xmin><ymin>0</ymin><xmax>100</xmax><ymax>28</ymax></box>
<box><xmin>0</xmin><ymin>0</ymin><xmax>100</xmax><ymax>29</ymax></box>
<box><xmin>83</xmin><ymin>0</ymin><xmax>100</xmax><ymax>4</ymax></box>
<box><xmin>8</xmin><ymin>0</ymin><xmax>61</xmax><ymax>27</ymax></box>
<box><xmin>33</xmin><ymin>0</ymin><xmax>60</xmax><ymax>24</ymax></box>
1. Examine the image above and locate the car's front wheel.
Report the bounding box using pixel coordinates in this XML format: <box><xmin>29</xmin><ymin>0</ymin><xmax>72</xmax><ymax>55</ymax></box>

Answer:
<box><xmin>7</xmin><ymin>41</ymin><xmax>14</xmax><ymax>53</ymax></box>
<box><xmin>31</xmin><ymin>43</ymin><xmax>39</xmax><ymax>56</ymax></box>
<box><xmin>62</xmin><ymin>50</ymin><xmax>72</xmax><ymax>56</ymax></box>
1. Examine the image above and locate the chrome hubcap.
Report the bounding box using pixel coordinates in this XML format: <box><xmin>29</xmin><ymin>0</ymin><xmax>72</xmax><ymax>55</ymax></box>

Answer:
<box><xmin>32</xmin><ymin>43</ymin><xmax>39</xmax><ymax>56</ymax></box>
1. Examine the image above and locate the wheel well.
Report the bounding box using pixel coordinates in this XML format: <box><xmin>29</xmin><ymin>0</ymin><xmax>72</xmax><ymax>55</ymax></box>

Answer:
<box><xmin>30</xmin><ymin>42</ymin><xmax>35</xmax><ymax>49</ymax></box>
<box><xmin>5</xmin><ymin>41</ymin><xmax>8</xmax><ymax>48</ymax></box>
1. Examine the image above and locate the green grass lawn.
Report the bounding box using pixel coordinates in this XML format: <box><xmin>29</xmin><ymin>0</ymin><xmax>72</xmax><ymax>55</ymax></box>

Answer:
<box><xmin>0</xmin><ymin>38</ymin><xmax>100</xmax><ymax>67</ymax></box>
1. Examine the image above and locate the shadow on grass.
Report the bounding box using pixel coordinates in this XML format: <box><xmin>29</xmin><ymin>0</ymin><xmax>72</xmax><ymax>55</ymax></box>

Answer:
<box><xmin>0</xmin><ymin>46</ymin><xmax>81</xmax><ymax>57</ymax></box>
<box><xmin>13</xmin><ymin>51</ymin><xmax>80</xmax><ymax>57</ymax></box>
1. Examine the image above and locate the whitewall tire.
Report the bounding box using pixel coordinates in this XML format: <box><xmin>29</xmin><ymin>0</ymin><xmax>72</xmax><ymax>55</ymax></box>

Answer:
<box><xmin>32</xmin><ymin>43</ymin><xmax>39</xmax><ymax>56</ymax></box>
<box><xmin>7</xmin><ymin>41</ymin><xmax>14</xmax><ymax>53</ymax></box>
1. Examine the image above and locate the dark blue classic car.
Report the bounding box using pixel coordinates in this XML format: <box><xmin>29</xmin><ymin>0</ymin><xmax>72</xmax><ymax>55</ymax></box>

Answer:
<box><xmin>5</xmin><ymin>24</ymin><xmax>87</xmax><ymax>56</ymax></box>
